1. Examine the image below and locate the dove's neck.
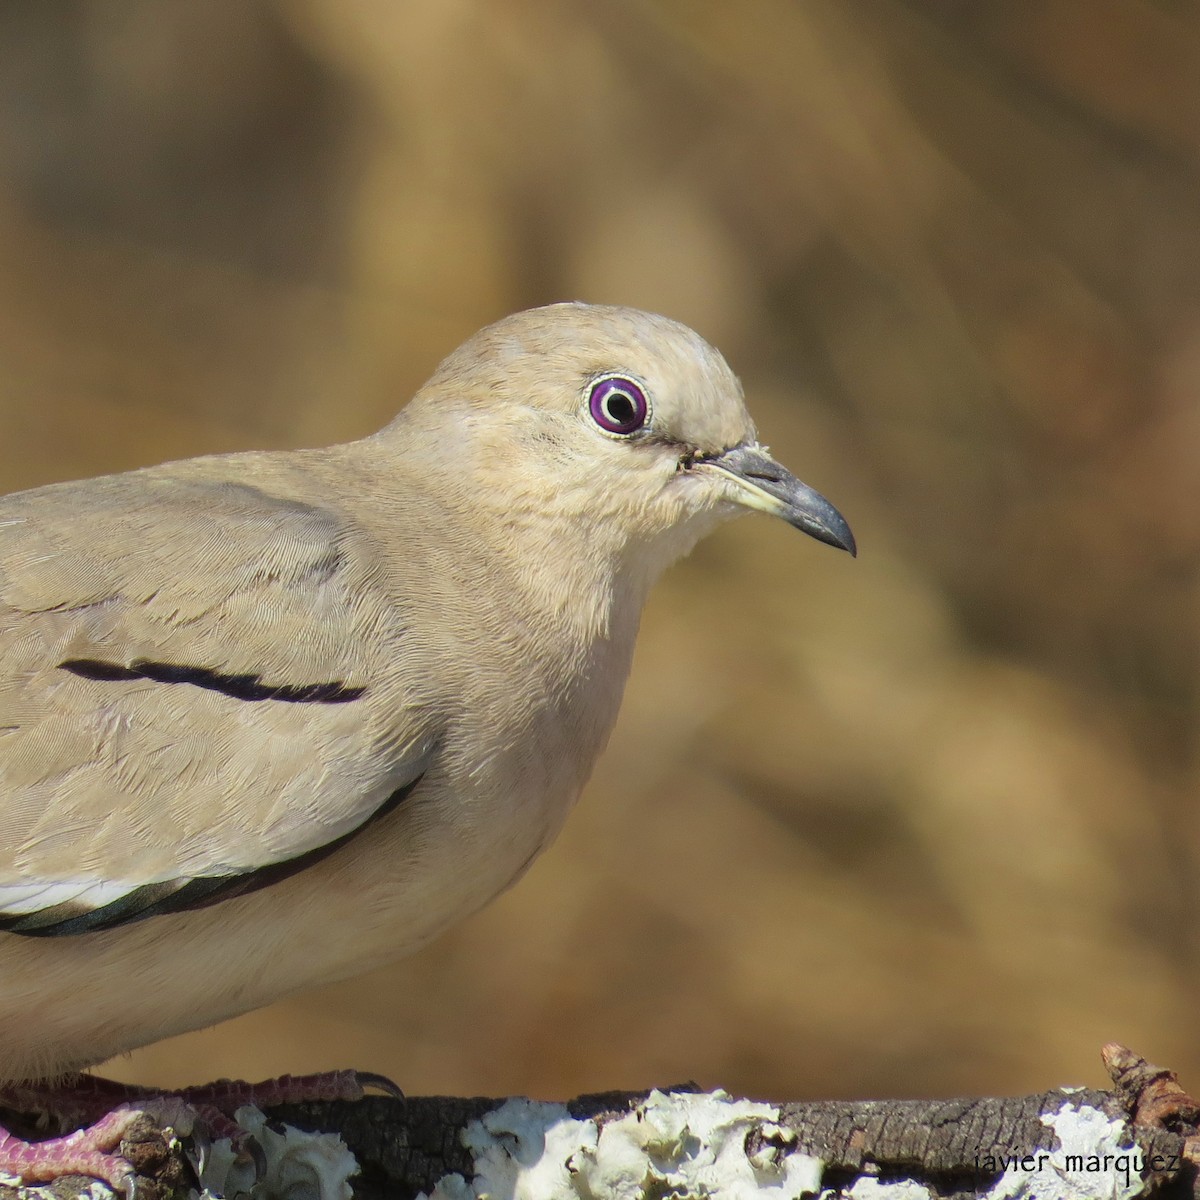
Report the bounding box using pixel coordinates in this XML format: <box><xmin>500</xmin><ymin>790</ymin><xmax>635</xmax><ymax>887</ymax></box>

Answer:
<box><xmin>362</xmin><ymin>413</ymin><xmax>726</xmax><ymax>665</ymax></box>
<box><xmin>489</xmin><ymin>500</ymin><xmax>713</xmax><ymax>650</ymax></box>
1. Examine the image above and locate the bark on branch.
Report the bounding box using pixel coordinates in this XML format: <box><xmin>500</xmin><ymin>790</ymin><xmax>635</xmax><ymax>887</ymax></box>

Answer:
<box><xmin>5</xmin><ymin>1044</ymin><xmax>1198</xmax><ymax>1200</ymax></box>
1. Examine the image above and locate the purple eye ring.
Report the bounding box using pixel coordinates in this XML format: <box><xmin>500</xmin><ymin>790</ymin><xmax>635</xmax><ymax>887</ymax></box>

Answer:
<box><xmin>588</xmin><ymin>375</ymin><xmax>650</xmax><ymax>436</ymax></box>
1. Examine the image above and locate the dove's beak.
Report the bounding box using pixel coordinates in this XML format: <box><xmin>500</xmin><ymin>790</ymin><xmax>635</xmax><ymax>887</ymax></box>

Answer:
<box><xmin>698</xmin><ymin>443</ymin><xmax>857</xmax><ymax>556</ymax></box>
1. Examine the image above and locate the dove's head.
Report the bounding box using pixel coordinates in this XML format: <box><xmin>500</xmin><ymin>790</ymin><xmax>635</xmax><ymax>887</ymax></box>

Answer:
<box><xmin>398</xmin><ymin>303</ymin><xmax>854</xmax><ymax>582</ymax></box>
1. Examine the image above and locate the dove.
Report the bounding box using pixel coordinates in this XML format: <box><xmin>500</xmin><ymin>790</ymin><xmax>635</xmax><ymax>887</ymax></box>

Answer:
<box><xmin>0</xmin><ymin>303</ymin><xmax>854</xmax><ymax>1186</ymax></box>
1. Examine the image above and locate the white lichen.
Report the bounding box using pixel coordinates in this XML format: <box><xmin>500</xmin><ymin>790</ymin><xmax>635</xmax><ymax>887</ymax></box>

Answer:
<box><xmin>841</xmin><ymin>1178</ymin><xmax>936</xmax><ymax>1200</ymax></box>
<box><xmin>420</xmin><ymin>1089</ymin><xmax>824</xmax><ymax>1200</ymax></box>
<box><xmin>979</xmin><ymin>1102</ymin><xmax>1147</xmax><ymax>1200</ymax></box>
<box><xmin>197</xmin><ymin>1105</ymin><xmax>357</xmax><ymax>1200</ymax></box>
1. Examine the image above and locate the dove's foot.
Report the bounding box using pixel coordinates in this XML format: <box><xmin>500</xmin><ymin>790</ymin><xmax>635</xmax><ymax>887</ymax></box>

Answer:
<box><xmin>0</xmin><ymin>1100</ymin><xmax>188</xmax><ymax>1194</ymax></box>
<box><xmin>176</xmin><ymin>1068</ymin><xmax>404</xmax><ymax>1109</ymax></box>
<box><xmin>0</xmin><ymin>1069</ymin><xmax>399</xmax><ymax>1191</ymax></box>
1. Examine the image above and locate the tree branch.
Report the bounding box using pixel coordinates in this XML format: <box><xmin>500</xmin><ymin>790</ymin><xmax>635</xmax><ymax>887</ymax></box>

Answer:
<box><xmin>3</xmin><ymin>1045</ymin><xmax>1197</xmax><ymax>1199</ymax></box>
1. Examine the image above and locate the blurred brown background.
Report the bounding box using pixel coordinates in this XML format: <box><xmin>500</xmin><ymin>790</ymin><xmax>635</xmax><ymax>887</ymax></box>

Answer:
<box><xmin>1</xmin><ymin>0</ymin><xmax>1196</xmax><ymax>1104</ymax></box>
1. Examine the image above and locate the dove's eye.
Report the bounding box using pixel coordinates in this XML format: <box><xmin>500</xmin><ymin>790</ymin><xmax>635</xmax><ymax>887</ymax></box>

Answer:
<box><xmin>588</xmin><ymin>376</ymin><xmax>649</xmax><ymax>436</ymax></box>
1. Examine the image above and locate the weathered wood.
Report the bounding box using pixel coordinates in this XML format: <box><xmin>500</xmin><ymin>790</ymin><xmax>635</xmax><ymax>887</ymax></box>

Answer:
<box><xmin>3</xmin><ymin>1046</ymin><xmax>1197</xmax><ymax>1198</ymax></box>
<box><xmin>267</xmin><ymin>1085</ymin><xmax>1191</xmax><ymax>1200</ymax></box>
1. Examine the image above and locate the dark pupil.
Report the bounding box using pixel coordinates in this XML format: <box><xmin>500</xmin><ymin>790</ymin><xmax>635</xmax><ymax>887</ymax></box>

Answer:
<box><xmin>605</xmin><ymin>390</ymin><xmax>636</xmax><ymax>426</ymax></box>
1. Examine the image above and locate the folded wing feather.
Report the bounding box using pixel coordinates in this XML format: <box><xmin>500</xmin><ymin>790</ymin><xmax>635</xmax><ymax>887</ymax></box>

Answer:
<box><xmin>0</xmin><ymin>458</ymin><xmax>436</xmax><ymax>934</ymax></box>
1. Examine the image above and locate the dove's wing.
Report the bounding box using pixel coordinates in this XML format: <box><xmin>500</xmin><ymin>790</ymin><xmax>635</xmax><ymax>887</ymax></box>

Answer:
<box><xmin>0</xmin><ymin>459</ymin><xmax>437</xmax><ymax>936</ymax></box>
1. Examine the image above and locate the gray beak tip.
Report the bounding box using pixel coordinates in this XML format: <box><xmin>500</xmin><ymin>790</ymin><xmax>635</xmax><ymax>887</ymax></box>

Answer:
<box><xmin>808</xmin><ymin>510</ymin><xmax>857</xmax><ymax>557</ymax></box>
<box><xmin>705</xmin><ymin>444</ymin><xmax>857</xmax><ymax>558</ymax></box>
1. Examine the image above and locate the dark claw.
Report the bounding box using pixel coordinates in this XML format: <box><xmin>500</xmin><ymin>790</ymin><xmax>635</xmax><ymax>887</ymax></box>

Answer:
<box><xmin>241</xmin><ymin>1134</ymin><xmax>268</xmax><ymax>1182</ymax></box>
<box><xmin>353</xmin><ymin>1071</ymin><xmax>405</xmax><ymax>1101</ymax></box>
<box><xmin>190</xmin><ymin>1119</ymin><xmax>212</xmax><ymax>1176</ymax></box>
